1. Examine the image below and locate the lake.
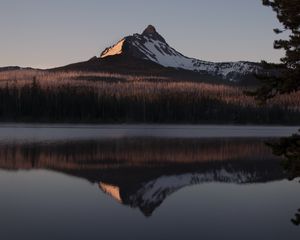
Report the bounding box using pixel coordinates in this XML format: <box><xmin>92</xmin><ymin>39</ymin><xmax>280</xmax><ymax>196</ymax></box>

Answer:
<box><xmin>0</xmin><ymin>124</ymin><xmax>299</xmax><ymax>240</ymax></box>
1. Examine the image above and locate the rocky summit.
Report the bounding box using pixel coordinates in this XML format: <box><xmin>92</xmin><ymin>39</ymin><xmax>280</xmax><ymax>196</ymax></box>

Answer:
<box><xmin>100</xmin><ymin>25</ymin><xmax>267</xmax><ymax>82</ymax></box>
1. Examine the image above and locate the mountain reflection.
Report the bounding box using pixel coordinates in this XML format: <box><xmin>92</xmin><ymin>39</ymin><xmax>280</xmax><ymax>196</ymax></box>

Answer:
<box><xmin>0</xmin><ymin>137</ymin><xmax>285</xmax><ymax>216</ymax></box>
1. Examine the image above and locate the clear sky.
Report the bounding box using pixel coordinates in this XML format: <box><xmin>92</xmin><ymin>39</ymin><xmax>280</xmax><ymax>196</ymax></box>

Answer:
<box><xmin>0</xmin><ymin>0</ymin><xmax>284</xmax><ymax>68</ymax></box>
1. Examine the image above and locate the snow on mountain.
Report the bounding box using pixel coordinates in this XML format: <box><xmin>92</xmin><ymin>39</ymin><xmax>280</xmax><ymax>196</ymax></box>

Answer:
<box><xmin>101</xmin><ymin>39</ymin><xmax>125</xmax><ymax>58</ymax></box>
<box><xmin>100</xmin><ymin>25</ymin><xmax>263</xmax><ymax>82</ymax></box>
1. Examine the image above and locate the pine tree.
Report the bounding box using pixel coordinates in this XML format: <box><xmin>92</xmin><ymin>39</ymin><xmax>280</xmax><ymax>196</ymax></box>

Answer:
<box><xmin>252</xmin><ymin>0</ymin><xmax>300</xmax><ymax>101</ymax></box>
<box><xmin>255</xmin><ymin>1</ymin><xmax>300</xmax><ymax>182</ymax></box>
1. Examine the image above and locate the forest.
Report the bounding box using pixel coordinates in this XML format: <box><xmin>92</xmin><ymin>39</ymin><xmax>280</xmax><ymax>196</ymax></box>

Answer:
<box><xmin>0</xmin><ymin>70</ymin><xmax>299</xmax><ymax>124</ymax></box>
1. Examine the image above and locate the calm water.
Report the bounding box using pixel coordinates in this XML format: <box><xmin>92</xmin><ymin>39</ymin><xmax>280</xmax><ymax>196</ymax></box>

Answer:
<box><xmin>0</xmin><ymin>125</ymin><xmax>299</xmax><ymax>240</ymax></box>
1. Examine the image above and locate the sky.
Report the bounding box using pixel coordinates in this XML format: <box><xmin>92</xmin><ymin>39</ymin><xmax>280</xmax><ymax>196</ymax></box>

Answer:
<box><xmin>0</xmin><ymin>0</ymin><xmax>285</xmax><ymax>69</ymax></box>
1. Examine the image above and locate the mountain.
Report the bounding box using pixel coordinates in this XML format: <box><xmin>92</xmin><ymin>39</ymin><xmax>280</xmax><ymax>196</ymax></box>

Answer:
<box><xmin>99</xmin><ymin>25</ymin><xmax>265</xmax><ymax>82</ymax></box>
<box><xmin>0</xmin><ymin>66</ymin><xmax>21</xmax><ymax>72</ymax></box>
<box><xmin>0</xmin><ymin>66</ymin><xmax>37</xmax><ymax>72</ymax></box>
<box><xmin>54</xmin><ymin>25</ymin><xmax>272</xmax><ymax>84</ymax></box>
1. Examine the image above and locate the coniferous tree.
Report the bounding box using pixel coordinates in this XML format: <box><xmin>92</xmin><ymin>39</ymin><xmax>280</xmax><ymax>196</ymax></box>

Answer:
<box><xmin>255</xmin><ymin>1</ymin><xmax>300</xmax><ymax>182</ymax></box>
<box><xmin>252</xmin><ymin>0</ymin><xmax>300</xmax><ymax>101</ymax></box>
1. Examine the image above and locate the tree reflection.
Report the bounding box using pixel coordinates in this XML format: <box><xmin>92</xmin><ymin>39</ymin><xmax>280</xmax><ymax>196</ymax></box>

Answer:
<box><xmin>268</xmin><ymin>131</ymin><xmax>300</xmax><ymax>180</ymax></box>
<box><xmin>291</xmin><ymin>209</ymin><xmax>300</xmax><ymax>226</ymax></box>
<box><xmin>268</xmin><ymin>131</ymin><xmax>300</xmax><ymax>226</ymax></box>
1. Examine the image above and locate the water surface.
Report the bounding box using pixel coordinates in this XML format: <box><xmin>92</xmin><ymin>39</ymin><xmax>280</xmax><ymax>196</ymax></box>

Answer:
<box><xmin>0</xmin><ymin>125</ymin><xmax>299</xmax><ymax>240</ymax></box>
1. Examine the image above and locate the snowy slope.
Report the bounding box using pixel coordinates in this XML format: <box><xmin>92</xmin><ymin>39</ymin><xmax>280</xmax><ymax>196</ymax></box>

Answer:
<box><xmin>101</xmin><ymin>39</ymin><xmax>125</xmax><ymax>58</ymax></box>
<box><xmin>100</xmin><ymin>25</ymin><xmax>263</xmax><ymax>82</ymax></box>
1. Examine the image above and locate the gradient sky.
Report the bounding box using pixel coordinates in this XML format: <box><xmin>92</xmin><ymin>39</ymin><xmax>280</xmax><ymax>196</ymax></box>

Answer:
<box><xmin>0</xmin><ymin>0</ymin><xmax>285</xmax><ymax>68</ymax></box>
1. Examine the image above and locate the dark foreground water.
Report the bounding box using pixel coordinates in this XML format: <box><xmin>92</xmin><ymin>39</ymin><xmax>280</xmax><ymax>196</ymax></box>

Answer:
<box><xmin>0</xmin><ymin>125</ymin><xmax>299</xmax><ymax>240</ymax></box>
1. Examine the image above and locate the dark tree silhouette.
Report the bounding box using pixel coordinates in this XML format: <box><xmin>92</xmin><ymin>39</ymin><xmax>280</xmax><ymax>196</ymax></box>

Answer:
<box><xmin>251</xmin><ymin>0</ymin><xmax>300</xmax><ymax>102</ymax></box>
<box><xmin>258</xmin><ymin>0</ymin><xmax>300</xmax><ymax>177</ymax></box>
<box><xmin>255</xmin><ymin>0</ymin><xmax>300</xmax><ymax>178</ymax></box>
<box><xmin>291</xmin><ymin>209</ymin><xmax>300</xmax><ymax>226</ymax></box>
<box><xmin>268</xmin><ymin>132</ymin><xmax>300</xmax><ymax>179</ymax></box>
<box><xmin>250</xmin><ymin>1</ymin><xmax>300</xmax><ymax>226</ymax></box>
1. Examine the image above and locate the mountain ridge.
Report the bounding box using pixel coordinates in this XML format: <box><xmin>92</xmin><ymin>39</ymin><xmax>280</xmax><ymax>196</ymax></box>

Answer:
<box><xmin>99</xmin><ymin>25</ymin><xmax>267</xmax><ymax>82</ymax></box>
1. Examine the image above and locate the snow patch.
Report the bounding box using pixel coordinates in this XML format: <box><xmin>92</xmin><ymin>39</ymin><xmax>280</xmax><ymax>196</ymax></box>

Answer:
<box><xmin>100</xmin><ymin>39</ymin><xmax>125</xmax><ymax>58</ymax></box>
<box><xmin>131</xmin><ymin>37</ymin><xmax>261</xmax><ymax>80</ymax></box>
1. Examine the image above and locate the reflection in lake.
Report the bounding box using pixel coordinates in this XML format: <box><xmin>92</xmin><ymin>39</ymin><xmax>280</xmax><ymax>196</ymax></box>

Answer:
<box><xmin>0</xmin><ymin>136</ymin><xmax>300</xmax><ymax>240</ymax></box>
<box><xmin>292</xmin><ymin>209</ymin><xmax>300</xmax><ymax>226</ymax></box>
<box><xmin>267</xmin><ymin>132</ymin><xmax>300</xmax><ymax>226</ymax></box>
<box><xmin>0</xmin><ymin>138</ymin><xmax>287</xmax><ymax>216</ymax></box>
<box><xmin>269</xmin><ymin>132</ymin><xmax>300</xmax><ymax>180</ymax></box>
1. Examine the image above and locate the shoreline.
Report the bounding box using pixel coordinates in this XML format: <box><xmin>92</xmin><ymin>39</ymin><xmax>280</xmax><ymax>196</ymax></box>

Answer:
<box><xmin>0</xmin><ymin>124</ymin><xmax>299</xmax><ymax>142</ymax></box>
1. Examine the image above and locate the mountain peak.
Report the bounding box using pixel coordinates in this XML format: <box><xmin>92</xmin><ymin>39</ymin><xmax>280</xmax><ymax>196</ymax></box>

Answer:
<box><xmin>142</xmin><ymin>25</ymin><xmax>157</xmax><ymax>35</ymax></box>
<box><xmin>99</xmin><ymin>25</ymin><xmax>263</xmax><ymax>82</ymax></box>
<box><xmin>141</xmin><ymin>25</ymin><xmax>166</xmax><ymax>43</ymax></box>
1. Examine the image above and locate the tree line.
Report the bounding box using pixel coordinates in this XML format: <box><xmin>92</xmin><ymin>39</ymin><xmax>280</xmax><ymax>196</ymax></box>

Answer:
<box><xmin>0</xmin><ymin>78</ymin><xmax>299</xmax><ymax>124</ymax></box>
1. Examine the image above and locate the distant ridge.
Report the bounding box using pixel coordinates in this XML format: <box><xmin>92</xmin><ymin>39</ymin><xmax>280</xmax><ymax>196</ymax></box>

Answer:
<box><xmin>0</xmin><ymin>66</ymin><xmax>37</xmax><ymax>72</ymax></box>
<box><xmin>0</xmin><ymin>66</ymin><xmax>21</xmax><ymax>72</ymax></box>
